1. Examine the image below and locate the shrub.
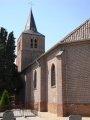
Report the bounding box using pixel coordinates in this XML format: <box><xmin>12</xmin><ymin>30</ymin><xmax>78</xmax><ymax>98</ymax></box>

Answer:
<box><xmin>0</xmin><ymin>90</ymin><xmax>10</xmax><ymax>111</ymax></box>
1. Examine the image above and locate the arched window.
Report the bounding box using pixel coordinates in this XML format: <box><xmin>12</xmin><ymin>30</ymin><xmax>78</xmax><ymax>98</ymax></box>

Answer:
<box><xmin>51</xmin><ymin>64</ymin><xmax>56</xmax><ymax>87</ymax></box>
<box><xmin>31</xmin><ymin>39</ymin><xmax>33</xmax><ymax>48</ymax></box>
<box><xmin>34</xmin><ymin>39</ymin><xmax>37</xmax><ymax>48</ymax></box>
<box><xmin>34</xmin><ymin>70</ymin><xmax>37</xmax><ymax>89</ymax></box>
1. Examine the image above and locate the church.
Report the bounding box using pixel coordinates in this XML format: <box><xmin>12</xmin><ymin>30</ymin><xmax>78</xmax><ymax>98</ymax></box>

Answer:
<box><xmin>16</xmin><ymin>9</ymin><xmax>90</xmax><ymax>116</ymax></box>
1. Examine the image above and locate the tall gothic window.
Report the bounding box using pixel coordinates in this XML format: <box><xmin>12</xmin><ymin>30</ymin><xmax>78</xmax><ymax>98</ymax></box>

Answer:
<box><xmin>31</xmin><ymin>39</ymin><xmax>33</xmax><ymax>48</ymax></box>
<box><xmin>34</xmin><ymin>70</ymin><xmax>37</xmax><ymax>89</ymax></box>
<box><xmin>34</xmin><ymin>39</ymin><xmax>37</xmax><ymax>48</ymax></box>
<box><xmin>51</xmin><ymin>64</ymin><xmax>56</xmax><ymax>87</ymax></box>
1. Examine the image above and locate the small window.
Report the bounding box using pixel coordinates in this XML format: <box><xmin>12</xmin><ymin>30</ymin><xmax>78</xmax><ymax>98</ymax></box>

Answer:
<box><xmin>34</xmin><ymin>70</ymin><xmax>37</xmax><ymax>89</ymax></box>
<box><xmin>51</xmin><ymin>64</ymin><xmax>56</xmax><ymax>87</ymax></box>
<box><xmin>34</xmin><ymin>39</ymin><xmax>37</xmax><ymax>48</ymax></box>
<box><xmin>31</xmin><ymin>39</ymin><xmax>33</xmax><ymax>48</ymax></box>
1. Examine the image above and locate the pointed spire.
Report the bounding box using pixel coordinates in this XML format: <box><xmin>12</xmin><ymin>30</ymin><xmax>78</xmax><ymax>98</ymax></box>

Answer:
<box><xmin>24</xmin><ymin>9</ymin><xmax>44</xmax><ymax>36</ymax></box>
<box><xmin>25</xmin><ymin>9</ymin><xmax>37</xmax><ymax>32</ymax></box>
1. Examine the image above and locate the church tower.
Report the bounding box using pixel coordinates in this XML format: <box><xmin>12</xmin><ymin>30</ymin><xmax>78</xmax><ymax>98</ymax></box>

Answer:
<box><xmin>16</xmin><ymin>9</ymin><xmax>45</xmax><ymax>72</ymax></box>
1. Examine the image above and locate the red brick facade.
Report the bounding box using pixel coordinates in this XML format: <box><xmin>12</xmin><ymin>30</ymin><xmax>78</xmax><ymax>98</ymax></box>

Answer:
<box><xmin>17</xmin><ymin>12</ymin><xmax>90</xmax><ymax>117</ymax></box>
<box><xmin>63</xmin><ymin>103</ymin><xmax>90</xmax><ymax>116</ymax></box>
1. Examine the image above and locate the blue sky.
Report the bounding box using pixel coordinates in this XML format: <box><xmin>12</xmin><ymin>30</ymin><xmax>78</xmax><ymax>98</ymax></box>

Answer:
<box><xmin>0</xmin><ymin>0</ymin><xmax>90</xmax><ymax>51</ymax></box>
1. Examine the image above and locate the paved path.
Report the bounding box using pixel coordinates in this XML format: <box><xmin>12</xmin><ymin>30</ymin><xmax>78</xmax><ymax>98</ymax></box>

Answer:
<box><xmin>0</xmin><ymin>109</ymin><xmax>36</xmax><ymax>117</ymax></box>
<box><xmin>0</xmin><ymin>109</ymin><xmax>41</xmax><ymax>120</ymax></box>
<box><xmin>16</xmin><ymin>117</ymin><xmax>41</xmax><ymax>120</ymax></box>
<box><xmin>0</xmin><ymin>110</ymin><xmax>90</xmax><ymax>120</ymax></box>
<box><xmin>16</xmin><ymin>117</ymin><xmax>90</xmax><ymax>120</ymax></box>
<box><xmin>0</xmin><ymin>117</ymin><xmax>41</xmax><ymax>120</ymax></box>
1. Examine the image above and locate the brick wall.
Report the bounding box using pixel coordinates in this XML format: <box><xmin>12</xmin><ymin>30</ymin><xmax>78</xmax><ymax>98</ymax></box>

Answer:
<box><xmin>46</xmin><ymin>48</ymin><xmax>63</xmax><ymax>114</ymax></box>
<box><xmin>63</xmin><ymin>103</ymin><xmax>90</xmax><ymax>116</ymax></box>
<box><xmin>23</xmin><ymin>38</ymin><xmax>90</xmax><ymax>116</ymax></box>
<box><xmin>63</xmin><ymin>42</ymin><xmax>90</xmax><ymax>103</ymax></box>
<box><xmin>63</xmin><ymin>41</ymin><xmax>90</xmax><ymax>116</ymax></box>
<box><xmin>17</xmin><ymin>33</ymin><xmax>45</xmax><ymax>72</ymax></box>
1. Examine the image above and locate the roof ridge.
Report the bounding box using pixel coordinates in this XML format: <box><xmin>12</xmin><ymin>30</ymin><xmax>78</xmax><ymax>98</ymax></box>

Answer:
<box><xmin>61</xmin><ymin>19</ymin><xmax>90</xmax><ymax>43</ymax></box>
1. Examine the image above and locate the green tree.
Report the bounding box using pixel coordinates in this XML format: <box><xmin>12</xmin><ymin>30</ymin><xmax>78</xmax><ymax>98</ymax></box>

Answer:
<box><xmin>0</xmin><ymin>28</ymin><xmax>15</xmax><ymax>92</ymax></box>
<box><xmin>11</xmin><ymin>65</ymin><xmax>24</xmax><ymax>95</ymax></box>
<box><xmin>5</xmin><ymin>32</ymin><xmax>16</xmax><ymax>89</ymax></box>
<box><xmin>0</xmin><ymin>28</ymin><xmax>7</xmax><ymax>86</ymax></box>
<box><xmin>0</xmin><ymin>27</ymin><xmax>23</xmax><ymax>95</ymax></box>
<box><xmin>6</xmin><ymin>32</ymin><xmax>16</xmax><ymax>63</ymax></box>
<box><xmin>0</xmin><ymin>90</ymin><xmax>10</xmax><ymax>111</ymax></box>
<box><xmin>0</xmin><ymin>27</ymin><xmax>7</xmax><ymax>44</ymax></box>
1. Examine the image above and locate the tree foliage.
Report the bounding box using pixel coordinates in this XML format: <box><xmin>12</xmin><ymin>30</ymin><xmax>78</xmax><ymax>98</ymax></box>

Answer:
<box><xmin>0</xmin><ymin>90</ymin><xmax>10</xmax><ymax>111</ymax></box>
<box><xmin>0</xmin><ymin>27</ymin><xmax>23</xmax><ymax>95</ymax></box>
<box><xmin>6</xmin><ymin>32</ymin><xmax>16</xmax><ymax>63</ymax></box>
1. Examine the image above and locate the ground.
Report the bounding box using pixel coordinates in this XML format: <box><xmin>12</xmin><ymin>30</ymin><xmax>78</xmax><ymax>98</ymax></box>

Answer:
<box><xmin>0</xmin><ymin>110</ymin><xmax>90</xmax><ymax>120</ymax></box>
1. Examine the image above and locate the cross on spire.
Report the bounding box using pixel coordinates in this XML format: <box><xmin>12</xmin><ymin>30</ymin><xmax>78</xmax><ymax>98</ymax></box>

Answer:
<box><xmin>28</xmin><ymin>0</ymin><xmax>34</xmax><ymax>9</ymax></box>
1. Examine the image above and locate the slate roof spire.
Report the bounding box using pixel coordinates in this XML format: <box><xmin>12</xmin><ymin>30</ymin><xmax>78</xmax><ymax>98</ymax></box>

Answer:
<box><xmin>24</xmin><ymin>9</ymin><xmax>44</xmax><ymax>36</ymax></box>
<box><xmin>25</xmin><ymin>9</ymin><xmax>37</xmax><ymax>32</ymax></box>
